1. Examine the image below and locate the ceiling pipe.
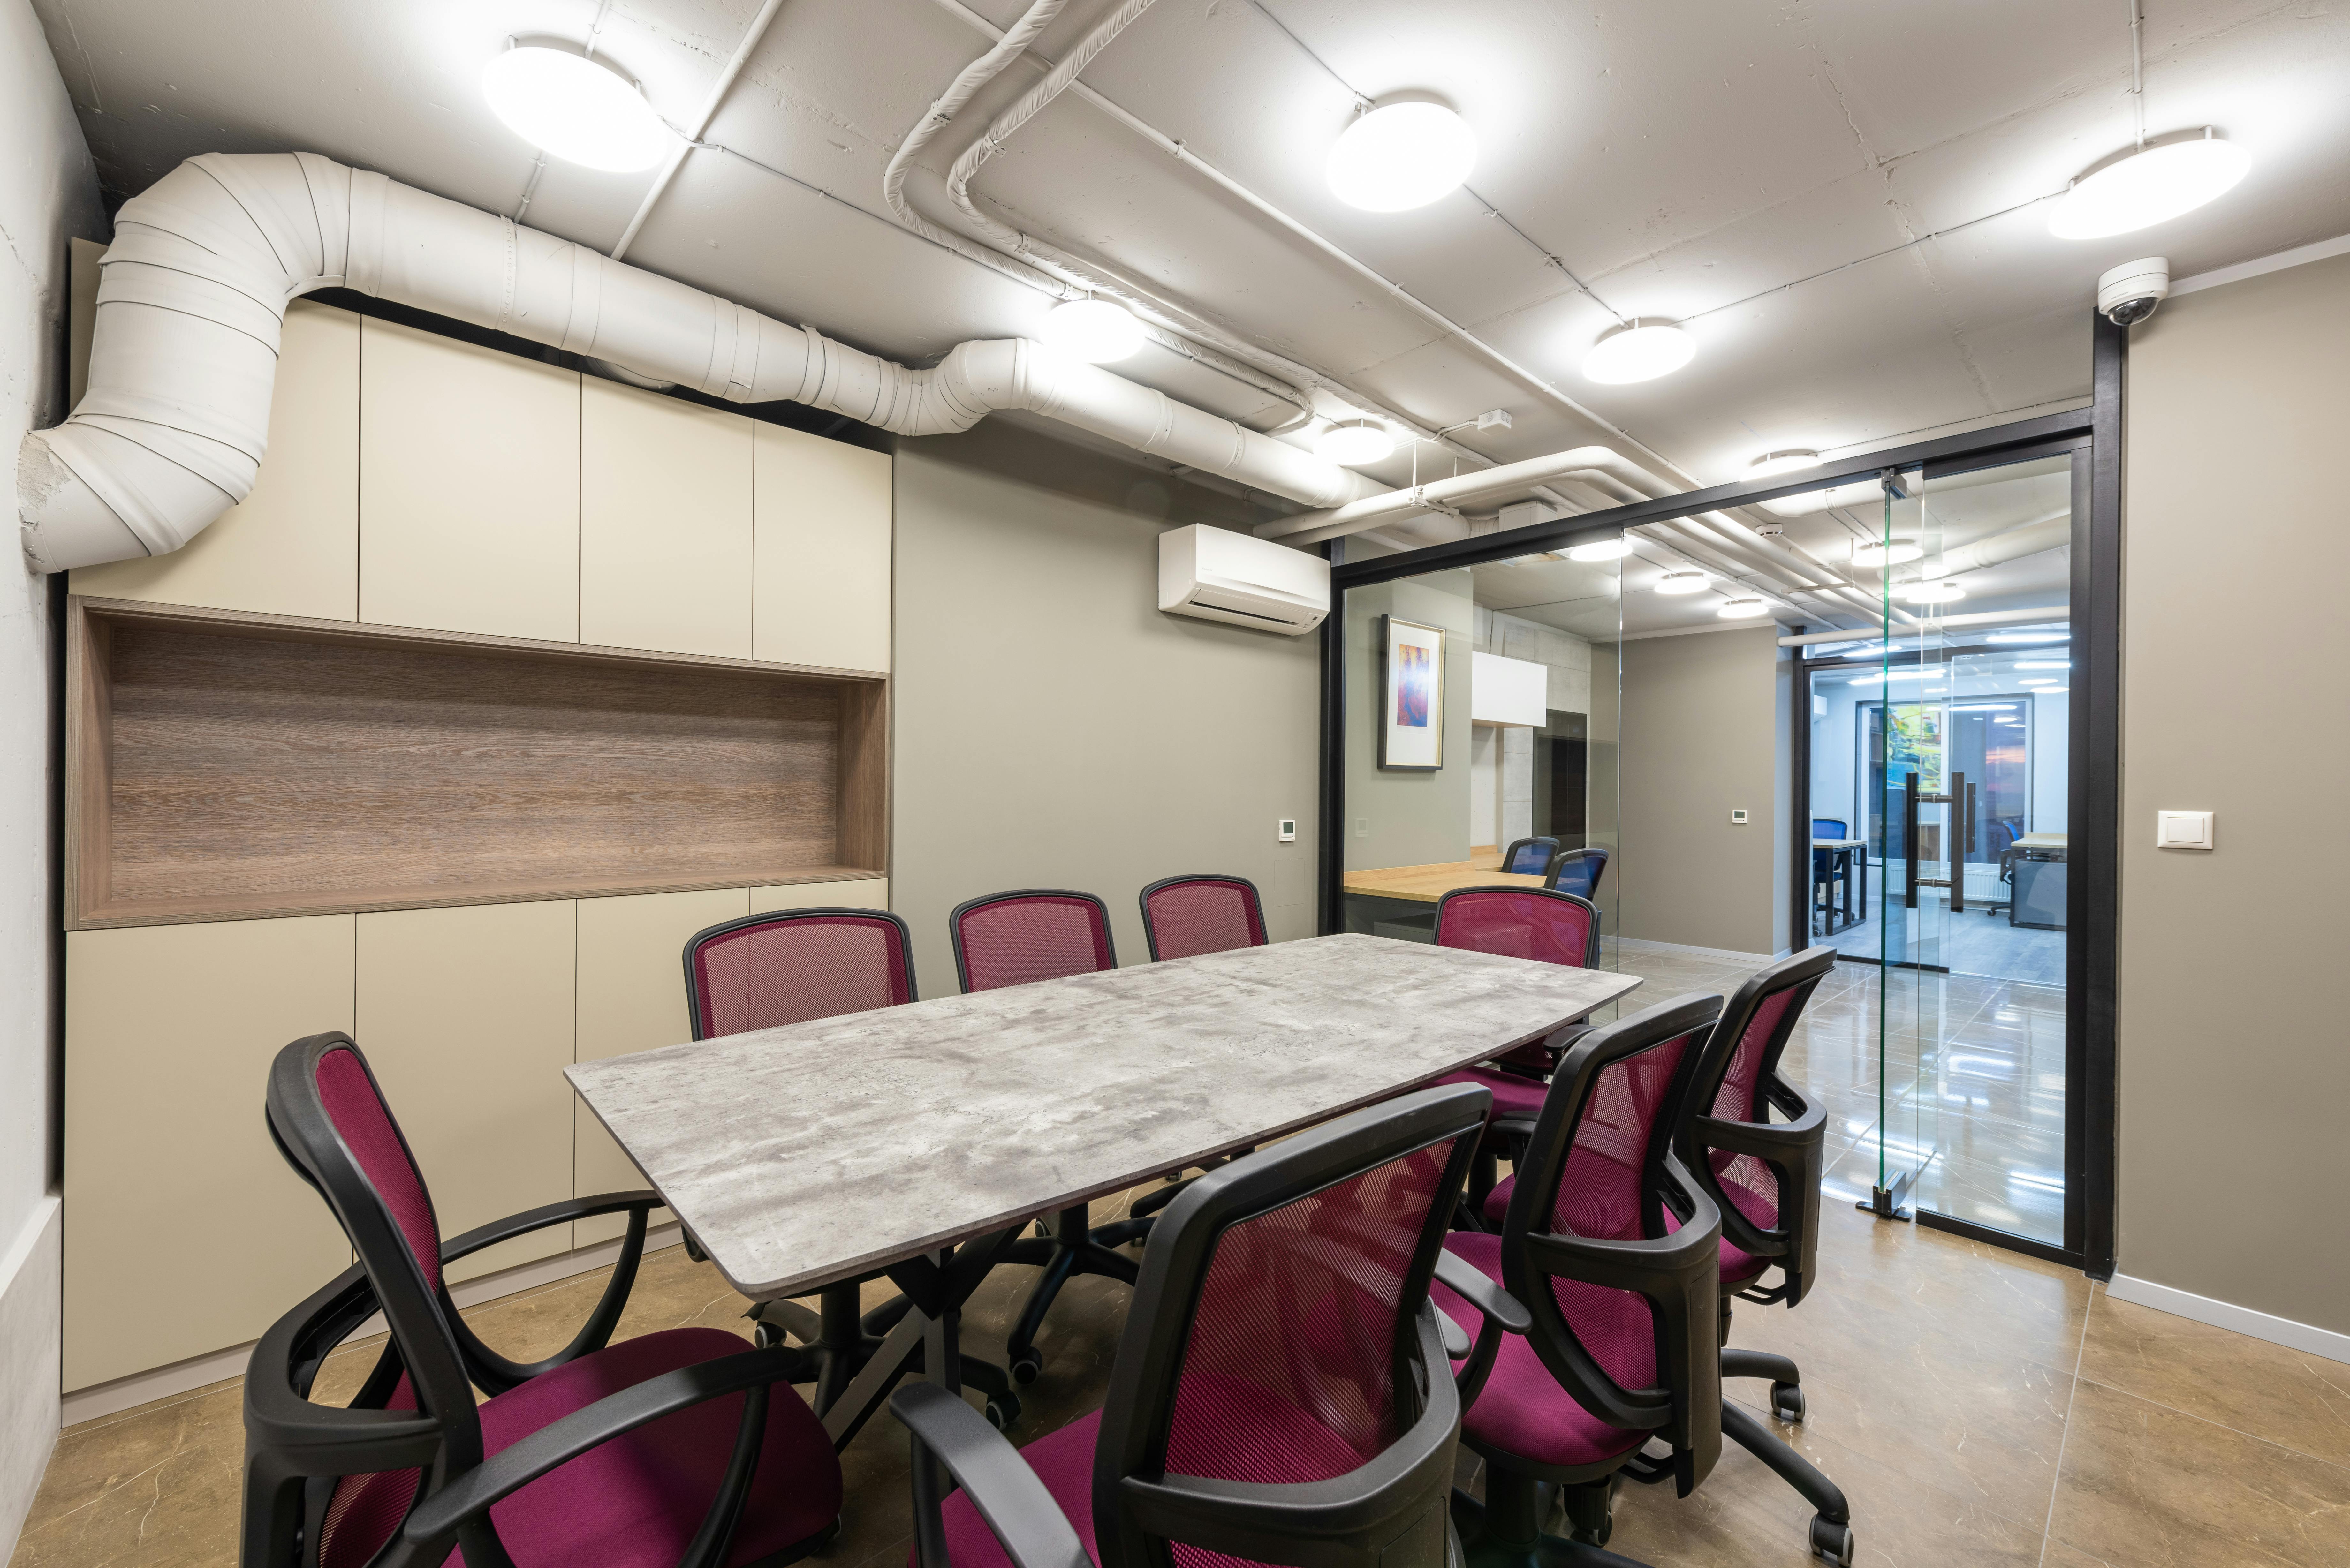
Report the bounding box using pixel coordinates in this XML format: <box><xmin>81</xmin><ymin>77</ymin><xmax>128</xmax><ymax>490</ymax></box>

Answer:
<box><xmin>1257</xmin><ymin>447</ymin><xmax>1677</xmax><ymax>544</ymax></box>
<box><xmin>1900</xmin><ymin>510</ymin><xmax>2070</xmax><ymax>581</ymax></box>
<box><xmin>1777</xmin><ymin>605</ymin><xmax>2071</xmax><ymax>646</ymax></box>
<box><xmin>16</xmin><ymin>151</ymin><xmax>1382</xmax><ymax>571</ymax></box>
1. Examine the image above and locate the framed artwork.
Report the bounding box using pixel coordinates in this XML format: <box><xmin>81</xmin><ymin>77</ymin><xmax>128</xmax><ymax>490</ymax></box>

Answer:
<box><xmin>1378</xmin><ymin>616</ymin><xmax>1446</xmax><ymax>769</ymax></box>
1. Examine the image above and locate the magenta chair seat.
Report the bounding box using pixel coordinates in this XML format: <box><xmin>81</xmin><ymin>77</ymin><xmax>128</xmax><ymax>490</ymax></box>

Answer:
<box><xmin>324</xmin><ymin>1328</ymin><xmax>840</xmax><ymax>1568</ymax></box>
<box><xmin>1434</xmin><ymin>1065</ymin><xmax>1547</xmax><ymax>1121</ymax></box>
<box><xmin>1429</xmin><ymin>1233</ymin><xmax>1647</xmax><ymax>1471</ymax></box>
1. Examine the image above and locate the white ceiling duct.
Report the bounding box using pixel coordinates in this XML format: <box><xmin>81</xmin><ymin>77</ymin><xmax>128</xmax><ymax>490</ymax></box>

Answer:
<box><xmin>19</xmin><ymin>152</ymin><xmax>1383</xmax><ymax>573</ymax></box>
<box><xmin>1255</xmin><ymin>447</ymin><xmax>1675</xmax><ymax>546</ymax></box>
<box><xmin>1899</xmin><ymin>511</ymin><xmax>2070</xmax><ymax>580</ymax></box>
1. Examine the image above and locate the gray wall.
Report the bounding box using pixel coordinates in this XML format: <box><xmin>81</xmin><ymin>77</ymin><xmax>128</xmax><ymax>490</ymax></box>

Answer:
<box><xmin>0</xmin><ymin>0</ymin><xmax>100</xmax><ymax>1552</ymax></box>
<box><xmin>2117</xmin><ymin>252</ymin><xmax>2350</xmax><ymax>1334</ymax></box>
<box><xmin>1613</xmin><ymin>627</ymin><xmax>1788</xmax><ymax>957</ymax></box>
<box><xmin>1341</xmin><ymin>572</ymin><xmax>1474</xmax><ymax>871</ymax></box>
<box><xmin>891</xmin><ymin>423</ymin><xmax>1319</xmax><ymax>991</ymax></box>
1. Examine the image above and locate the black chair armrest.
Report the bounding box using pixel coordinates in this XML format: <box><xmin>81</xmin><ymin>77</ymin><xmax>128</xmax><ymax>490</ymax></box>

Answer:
<box><xmin>1432</xmin><ymin>1304</ymin><xmax>1472</xmax><ymax>1361</ymax></box>
<box><xmin>892</xmin><ymin>1382</ymin><xmax>1091</xmax><ymax>1568</ymax></box>
<box><xmin>403</xmin><ymin>1345</ymin><xmax>801</xmax><ymax>1552</ymax></box>
<box><xmin>1690</xmin><ymin>1111</ymin><xmax>1822</xmax><ymax>1157</ymax></box>
<box><xmin>1432</xmin><ymin>1248</ymin><xmax>1531</xmax><ymax>1333</ymax></box>
<box><xmin>443</xmin><ymin>1194</ymin><xmax>664</xmax><ymax>1393</ymax></box>
<box><xmin>1762</xmin><ymin>1074</ymin><xmax>1820</xmax><ymax>1125</ymax></box>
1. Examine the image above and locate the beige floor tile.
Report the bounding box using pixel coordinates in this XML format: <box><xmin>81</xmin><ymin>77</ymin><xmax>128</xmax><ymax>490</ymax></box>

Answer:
<box><xmin>2077</xmin><ymin>1293</ymin><xmax>2350</xmax><ymax>1466</ymax></box>
<box><xmin>2046</xmin><ymin>1379</ymin><xmax>2350</xmax><ymax>1568</ymax></box>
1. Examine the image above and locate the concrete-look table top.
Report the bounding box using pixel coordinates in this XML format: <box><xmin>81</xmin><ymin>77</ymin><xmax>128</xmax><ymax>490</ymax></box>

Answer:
<box><xmin>568</xmin><ymin>932</ymin><xmax>1643</xmax><ymax>1302</ymax></box>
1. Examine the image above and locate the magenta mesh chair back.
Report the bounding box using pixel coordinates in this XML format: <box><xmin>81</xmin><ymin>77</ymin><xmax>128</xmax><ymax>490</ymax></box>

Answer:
<box><xmin>893</xmin><ymin>1083</ymin><xmax>1492</xmax><ymax>1568</ymax></box>
<box><xmin>246</xmin><ymin>1033</ymin><xmax>841</xmax><ymax>1568</ymax></box>
<box><xmin>1435</xmin><ymin>886</ymin><xmax>1602</xmax><ymax>969</ymax></box>
<box><xmin>1138</xmin><ymin>873</ymin><xmax>1267</xmax><ymax>961</ymax></box>
<box><xmin>683</xmin><ymin>907</ymin><xmax>917</xmax><ymax>1039</ymax></box>
<box><xmin>949</xmin><ymin>889</ymin><xmax>1116</xmax><ymax>992</ymax></box>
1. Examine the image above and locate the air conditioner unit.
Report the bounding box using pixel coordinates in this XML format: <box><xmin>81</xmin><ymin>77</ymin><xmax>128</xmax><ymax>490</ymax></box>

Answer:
<box><xmin>1157</xmin><ymin>523</ymin><xmax>1331</xmax><ymax>636</ymax></box>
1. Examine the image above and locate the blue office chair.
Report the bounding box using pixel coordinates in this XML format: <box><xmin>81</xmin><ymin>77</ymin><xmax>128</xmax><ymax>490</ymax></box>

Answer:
<box><xmin>1498</xmin><ymin>836</ymin><xmax>1559</xmax><ymax>876</ymax></box>
<box><xmin>1811</xmin><ymin>818</ymin><xmax>1847</xmax><ymax>840</ymax></box>
<box><xmin>1545</xmin><ymin>846</ymin><xmax>1609</xmax><ymax>900</ymax></box>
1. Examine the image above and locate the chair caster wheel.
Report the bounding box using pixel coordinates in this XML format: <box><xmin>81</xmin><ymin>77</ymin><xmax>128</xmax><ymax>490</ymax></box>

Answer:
<box><xmin>1772</xmin><ymin>1381</ymin><xmax>1807</xmax><ymax>1423</ymax></box>
<box><xmin>1009</xmin><ymin>1350</ymin><xmax>1043</xmax><ymax>1386</ymax></box>
<box><xmin>984</xmin><ymin>1393</ymin><xmax>1022</xmax><ymax>1431</ymax></box>
<box><xmin>1809</xmin><ymin>1517</ymin><xmax>1853</xmax><ymax>1565</ymax></box>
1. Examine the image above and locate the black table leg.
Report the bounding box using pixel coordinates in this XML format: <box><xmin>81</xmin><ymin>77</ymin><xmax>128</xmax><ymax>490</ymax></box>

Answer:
<box><xmin>813</xmin><ymin>1224</ymin><xmax>1024</xmax><ymax>1450</ymax></box>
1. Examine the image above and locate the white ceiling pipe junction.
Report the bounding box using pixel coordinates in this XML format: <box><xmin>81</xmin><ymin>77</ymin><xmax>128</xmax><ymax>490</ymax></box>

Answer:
<box><xmin>16</xmin><ymin>151</ymin><xmax>1385</xmax><ymax>573</ymax></box>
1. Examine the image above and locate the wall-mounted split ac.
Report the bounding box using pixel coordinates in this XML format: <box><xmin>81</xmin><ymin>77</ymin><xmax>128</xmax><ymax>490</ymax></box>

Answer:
<box><xmin>1158</xmin><ymin>524</ymin><xmax>1330</xmax><ymax>636</ymax></box>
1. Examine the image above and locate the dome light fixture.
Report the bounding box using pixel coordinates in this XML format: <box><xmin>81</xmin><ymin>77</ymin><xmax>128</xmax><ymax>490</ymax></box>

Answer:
<box><xmin>1582</xmin><ymin>320</ymin><xmax>1695</xmax><ymax>385</ymax></box>
<box><xmin>2047</xmin><ymin>130</ymin><xmax>2252</xmax><ymax>239</ymax></box>
<box><xmin>1313</xmin><ymin>419</ymin><xmax>1395</xmax><ymax>466</ymax></box>
<box><xmin>1715</xmin><ymin>596</ymin><xmax>1769</xmax><ymax>619</ymax></box>
<box><xmin>1851</xmin><ymin>537</ymin><xmax>1924</xmax><ymax>568</ymax></box>
<box><xmin>1565</xmin><ymin>536</ymin><xmax>1632</xmax><ymax>562</ymax></box>
<box><xmin>1326</xmin><ymin>101</ymin><xmax>1478</xmax><ymax>213</ymax></box>
<box><xmin>482</xmin><ymin>39</ymin><xmax>676</xmax><ymax>173</ymax></box>
<box><xmin>1749</xmin><ymin>450</ymin><xmax>1822</xmax><ymax>478</ymax></box>
<box><xmin>1036</xmin><ymin>298</ymin><xmax>1146</xmax><ymax>363</ymax></box>
<box><xmin>1654</xmin><ymin>569</ymin><xmax>1710</xmax><ymax>596</ymax></box>
<box><xmin>1898</xmin><ymin>579</ymin><xmax>1968</xmax><ymax>605</ymax></box>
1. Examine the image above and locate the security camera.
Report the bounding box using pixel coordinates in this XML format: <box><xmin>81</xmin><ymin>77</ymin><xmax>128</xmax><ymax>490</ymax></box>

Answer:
<box><xmin>2097</xmin><ymin>257</ymin><xmax>2170</xmax><ymax>327</ymax></box>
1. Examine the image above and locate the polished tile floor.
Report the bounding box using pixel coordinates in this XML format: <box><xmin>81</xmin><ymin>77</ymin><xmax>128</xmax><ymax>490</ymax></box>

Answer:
<box><xmin>15</xmin><ymin>1169</ymin><xmax>2349</xmax><ymax>1568</ymax></box>
<box><xmin>1820</xmin><ymin>884</ymin><xmax>2066</xmax><ymax>988</ymax></box>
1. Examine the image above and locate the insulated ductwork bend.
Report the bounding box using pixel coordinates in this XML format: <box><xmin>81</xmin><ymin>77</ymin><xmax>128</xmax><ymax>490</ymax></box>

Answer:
<box><xmin>20</xmin><ymin>152</ymin><xmax>1382</xmax><ymax>572</ymax></box>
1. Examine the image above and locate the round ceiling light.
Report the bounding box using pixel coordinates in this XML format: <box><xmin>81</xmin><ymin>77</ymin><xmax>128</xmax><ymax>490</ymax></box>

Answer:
<box><xmin>482</xmin><ymin>41</ymin><xmax>676</xmax><ymax>172</ymax></box>
<box><xmin>1036</xmin><ymin>298</ymin><xmax>1147</xmax><ymax>363</ymax></box>
<box><xmin>1582</xmin><ymin>320</ymin><xmax>1695</xmax><ymax>385</ymax></box>
<box><xmin>1654</xmin><ymin>569</ymin><xmax>1710</xmax><ymax>596</ymax></box>
<box><xmin>2048</xmin><ymin>132</ymin><xmax>2252</xmax><ymax>239</ymax></box>
<box><xmin>1898</xmin><ymin>579</ymin><xmax>1968</xmax><ymax>605</ymax></box>
<box><xmin>1326</xmin><ymin>101</ymin><xmax>1478</xmax><ymax>213</ymax></box>
<box><xmin>1565</xmin><ymin>537</ymin><xmax>1632</xmax><ymax>562</ymax></box>
<box><xmin>1851</xmin><ymin>537</ymin><xmax>1924</xmax><ymax>568</ymax></box>
<box><xmin>1749</xmin><ymin>450</ymin><xmax>1821</xmax><ymax>478</ymax></box>
<box><xmin>1716</xmin><ymin>596</ymin><xmax>1769</xmax><ymax>619</ymax></box>
<box><xmin>1313</xmin><ymin>419</ymin><xmax>1396</xmax><ymax>466</ymax></box>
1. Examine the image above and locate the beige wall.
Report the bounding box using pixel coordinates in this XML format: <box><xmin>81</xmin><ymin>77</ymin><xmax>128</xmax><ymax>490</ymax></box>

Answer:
<box><xmin>891</xmin><ymin>424</ymin><xmax>1318</xmax><ymax>990</ymax></box>
<box><xmin>1613</xmin><ymin>627</ymin><xmax>1789</xmax><ymax>957</ymax></box>
<box><xmin>1342</xmin><ymin>572</ymin><xmax>1475</xmax><ymax>872</ymax></box>
<box><xmin>2118</xmin><ymin>252</ymin><xmax>2350</xmax><ymax>1334</ymax></box>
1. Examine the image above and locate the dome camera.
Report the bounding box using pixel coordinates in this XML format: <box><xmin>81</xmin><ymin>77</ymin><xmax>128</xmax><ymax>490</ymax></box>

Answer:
<box><xmin>2096</xmin><ymin>257</ymin><xmax>2170</xmax><ymax>327</ymax></box>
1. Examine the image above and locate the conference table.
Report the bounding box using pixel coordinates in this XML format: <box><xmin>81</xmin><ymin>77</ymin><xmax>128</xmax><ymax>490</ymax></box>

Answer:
<box><xmin>1341</xmin><ymin>848</ymin><xmax>1547</xmax><ymax>905</ymax></box>
<box><xmin>569</xmin><ymin>932</ymin><xmax>1642</xmax><ymax>1448</ymax></box>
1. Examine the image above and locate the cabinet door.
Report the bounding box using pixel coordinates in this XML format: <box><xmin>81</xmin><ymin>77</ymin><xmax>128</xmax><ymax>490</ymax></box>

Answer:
<box><xmin>754</xmin><ymin>425</ymin><xmax>891</xmax><ymax>672</ymax></box>
<box><xmin>355</xmin><ymin>901</ymin><xmax>577</xmax><ymax>1282</ymax></box>
<box><xmin>750</xmin><ymin>879</ymin><xmax>889</xmax><ymax>914</ymax></box>
<box><xmin>360</xmin><ymin>319</ymin><xmax>580</xmax><ymax>641</ymax></box>
<box><xmin>72</xmin><ymin>302</ymin><xmax>361</xmax><ymax>619</ymax></box>
<box><xmin>581</xmin><ymin>380</ymin><xmax>753</xmax><ymax>658</ymax></box>
<box><xmin>573</xmin><ymin>888</ymin><xmax>749</xmax><ymax>1243</ymax></box>
<box><xmin>63</xmin><ymin>916</ymin><xmax>357</xmax><ymax>1391</ymax></box>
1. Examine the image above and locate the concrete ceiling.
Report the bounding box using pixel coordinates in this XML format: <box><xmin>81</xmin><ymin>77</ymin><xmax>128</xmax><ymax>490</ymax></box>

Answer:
<box><xmin>34</xmin><ymin>0</ymin><xmax>2350</xmax><ymax>621</ymax></box>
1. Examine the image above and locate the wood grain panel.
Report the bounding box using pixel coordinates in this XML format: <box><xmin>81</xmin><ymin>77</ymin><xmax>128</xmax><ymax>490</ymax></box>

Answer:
<box><xmin>72</xmin><ymin>601</ymin><xmax>888</xmax><ymax>926</ymax></box>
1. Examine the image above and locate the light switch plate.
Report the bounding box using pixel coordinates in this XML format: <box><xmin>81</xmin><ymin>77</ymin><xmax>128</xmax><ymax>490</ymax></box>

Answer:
<box><xmin>1730</xmin><ymin>808</ymin><xmax>1750</xmax><ymax>825</ymax></box>
<box><xmin>1354</xmin><ymin>817</ymin><xmax>1370</xmax><ymax>839</ymax></box>
<box><xmin>1277</xmin><ymin>818</ymin><xmax>1297</xmax><ymax>842</ymax></box>
<box><xmin>2156</xmin><ymin>810</ymin><xmax>2214</xmax><ymax>850</ymax></box>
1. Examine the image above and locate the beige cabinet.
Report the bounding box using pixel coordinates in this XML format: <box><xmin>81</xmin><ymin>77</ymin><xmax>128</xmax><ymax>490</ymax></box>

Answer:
<box><xmin>572</xmin><ymin>888</ymin><xmax>749</xmax><ymax>1243</ymax></box>
<box><xmin>355</xmin><ymin>901</ymin><xmax>578</xmax><ymax>1282</ymax></box>
<box><xmin>754</xmin><ymin>424</ymin><xmax>892</xmax><ymax>672</ymax></box>
<box><xmin>750</xmin><ymin>878</ymin><xmax>889</xmax><ymax>914</ymax></box>
<box><xmin>580</xmin><ymin>379</ymin><xmax>754</xmax><ymax>658</ymax></box>
<box><xmin>359</xmin><ymin>318</ymin><xmax>581</xmax><ymax>641</ymax></box>
<box><xmin>62</xmin><ymin>916</ymin><xmax>358</xmax><ymax>1391</ymax></box>
<box><xmin>72</xmin><ymin>302</ymin><xmax>362</xmax><ymax>620</ymax></box>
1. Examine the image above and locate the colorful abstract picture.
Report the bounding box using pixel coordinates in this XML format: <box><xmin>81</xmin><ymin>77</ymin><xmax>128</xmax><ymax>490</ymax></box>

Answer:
<box><xmin>1378</xmin><ymin>616</ymin><xmax>1445</xmax><ymax>769</ymax></box>
<box><xmin>1394</xmin><ymin>645</ymin><xmax>1431</xmax><ymax>727</ymax></box>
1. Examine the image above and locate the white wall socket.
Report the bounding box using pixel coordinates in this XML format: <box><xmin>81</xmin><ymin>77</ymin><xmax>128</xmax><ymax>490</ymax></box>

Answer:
<box><xmin>2156</xmin><ymin>810</ymin><xmax>2214</xmax><ymax>850</ymax></box>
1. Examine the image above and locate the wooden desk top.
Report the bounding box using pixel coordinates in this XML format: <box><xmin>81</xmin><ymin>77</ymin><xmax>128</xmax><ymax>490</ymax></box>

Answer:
<box><xmin>1812</xmin><ymin>838</ymin><xmax>1866</xmax><ymax>850</ymax></box>
<box><xmin>569</xmin><ymin>934</ymin><xmax>1642</xmax><ymax>1300</ymax></box>
<box><xmin>1342</xmin><ymin>850</ymin><xmax>1547</xmax><ymax>904</ymax></box>
<box><xmin>2012</xmin><ymin>832</ymin><xmax>2068</xmax><ymax>851</ymax></box>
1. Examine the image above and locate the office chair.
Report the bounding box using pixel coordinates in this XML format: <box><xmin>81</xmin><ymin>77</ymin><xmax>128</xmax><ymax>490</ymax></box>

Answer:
<box><xmin>1428</xmin><ymin>885</ymin><xmax>1605</xmax><ymax>1133</ymax></box>
<box><xmin>1500</xmin><ymin>835</ymin><xmax>1562</xmax><ymax>876</ymax></box>
<box><xmin>1433</xmin><ymin>994</ymin><xmax>1725</xmax><ymax>1566</ymax></box>
<box><xmin>683</xmin><ymin>908</ymin><xmax>1023</xmax><ymax>1429</ymax></box>
<box><xmin>1810</xmin><ymin>818</ymin><xmax>1847</xmax><ymax>839</ymax></box>
<box><xmin>1137</xmin><ymin>872</ymin><xmax>1266</xmax><ymax>961</ymax></box>
<box><xmin>891</xmin><ymin>1082</ymin><xmax>1494</xmax><ymax>1568</ymax></box>
<box><xmin>245</xmin><ymin>1034</ymin><xmax>843</xmax><ymax>1568</ymax></box>
<box><xmin>949</xmin><ymin>889</ymin><xmax>1138</xmax><ymax>1387</ymax></box>
<box><xmin>1673</xmin><ymin>945</ymin><xmax>1853</xmax><ymax>1563</ymax></box>
<box><xmin>1809</xmin><ymin>821</ymin><xmax>1850</xmax><ymax>932</ymax></box>
<box><xmin>1546</xmin><ymin>846</ymin><xmax>1611</xmax><ymax>901</ymax></box>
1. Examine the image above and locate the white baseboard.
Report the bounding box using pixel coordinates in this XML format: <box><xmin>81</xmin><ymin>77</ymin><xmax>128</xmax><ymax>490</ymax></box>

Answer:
<box><xmin>2106</xmin><ymin>1273</ymin><xmax>2350</xmax><ymax>1367</ymax></box>
<box><xmin>1613</xmin><ymin>936</ymin><xmax>1780</xmax><ymax>966</ymax></box>
<box><xmin>61</xmin><ymin>1224</ymin><xmax>683</xmax><ymax>1427</ymax></box>
<box><xmin>1</xmin><ymin>1198</ymin><xmax>64</xmax><ymax>1564</ymax></box>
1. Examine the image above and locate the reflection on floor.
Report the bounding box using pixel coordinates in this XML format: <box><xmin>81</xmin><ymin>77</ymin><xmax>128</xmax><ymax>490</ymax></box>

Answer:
<box><xmin>1606</xmin><ymin>942</ymin><xmax>2067</xmax><ymax>1247</ymax></box>
<box><xmin>18</xmin><ymin>1178</ymin><xmax>2347</xmax><ymax>1568</ymax></box>
<box><xmin>1818</xmin><ymin>883</ymin><xmax>2066</xmax><ymax>987</ymax></box>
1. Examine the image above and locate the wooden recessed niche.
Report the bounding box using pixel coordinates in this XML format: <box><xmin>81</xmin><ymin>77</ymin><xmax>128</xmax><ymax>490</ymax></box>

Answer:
<box><xmin>67</xmin><ymin>598</ymin><xmax>888</xmax><ymax>928</ymax></box>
